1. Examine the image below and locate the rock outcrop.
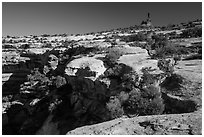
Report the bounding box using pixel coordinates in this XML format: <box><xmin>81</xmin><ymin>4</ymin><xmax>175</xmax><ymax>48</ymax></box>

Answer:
<box><xmin>67</xmin><ymin>109</ymin><xmax>202</xmax><ymax>135</ymax></box>
<box><xmin>118</xmin><ymin>47</ymin><xmax>163</xmax><ymax>75</ymax></box>
<box><xmin>65</xmin><ymin>57</ymin><xmax>106</xmax><ymax>81</ymax></box>
<box><xmin>2</xmin><ymin>45</ymin><xmax>201</xmax><ymax>135</ymax></box>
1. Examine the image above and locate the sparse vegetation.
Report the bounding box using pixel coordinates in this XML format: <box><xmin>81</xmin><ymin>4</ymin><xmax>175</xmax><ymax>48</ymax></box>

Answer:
<box><xmin>123</xmin><ymin>87</ymin><xmax>164</xmax><ymax>116</ymax></box>
<box><xmin>104</xmin><ymin>47</ymin><xmax>124</xmax><ymax>66</ymax></box>
<box><xmin>180</xmin><ymin>27</ymin><xmax>202</xmax><ymax>38</ymax></box>
<box><xmin>2</xmin><ymin>16</ymin><xmax>202</xmax><ymax>135</ymax></box>
<box><xmin>120</xmin><ymin>32</ymin><xmax>147</xmax><ymax>42</ymax></box>
<box><xmin>106</xmin><ymin>96</ymin><xmax>124</xmax><ymax>119</ymax></box>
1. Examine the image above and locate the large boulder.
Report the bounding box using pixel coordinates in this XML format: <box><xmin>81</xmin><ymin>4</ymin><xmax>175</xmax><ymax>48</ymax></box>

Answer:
<box><xmin>65</xmin><ymin>57</ymin><xmax>106</xmax><ymax>81</ymax></box>
<box><xmin>118</xmin><ymin>47</ymin><xmax>162</xmax><ymax>76</ymax></box>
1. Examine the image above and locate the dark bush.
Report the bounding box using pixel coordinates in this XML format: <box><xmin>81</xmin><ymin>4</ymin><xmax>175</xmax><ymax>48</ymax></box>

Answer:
<box><xmin>106</xmin><ymin>96</ymin><xmax>124</xmax><ymax>119</ymax></box>
<box><xmin>20</xmin><ymin>44</ymin><xmax>30</xmax><ymax>49</ymax></box>
<box><xmin>75</xmin><ymin>67</ymin><xmax>97</xmax><ymax>77</ymax></box>
<box><xmin>140</xmin><ymin>67</ymin><xmax>158</xmax><ymax>88</ymax></box>
<box><xmin>151</xmin><ymin>34</ymin><xmax>168</xmax><ymax>50</ymax></box>
<box><xmin>104</xmin><ymin>47</ymin><xmax>124</xmax><ymax>66</ymax></box>
<box><xmin>148</xmin><ymin>34</ymin><xmax>184</xmax><ymax>59</ymax></box>
<box><xmin>154</xmin><ymin>44</ymin><xmax>177</xmax><ymax>58</ymax></box>
<box><xmin>120</xmin><ymin>32</ymin><xmax>147</xmax><ymax>42</ymax></box>
<box><xmin>124</xmin><ymin>87</ymin><xmax>164</xmax><ymax>116</ymax></box>
<box><xmin>27</xmin><ymin>68</ymin><xmax>51</xmax><ymax>85</ymax></box>
<box><xmin>118</xmin><ymin>91</ymin><xmax>129</xmax><ymax>104</ymax></box>
<box><xmin>142</xmin><ymin>85</ymin><xmax>161</xmax><ymax>99</ymax></box>
<box><xmin>153</xmin><ymin>43</ymin><xmax>191</xmax><ymax>58</ymax></box>
<box><xmin>157</xmin><ymin>59</ymin><xmax>174</xmax><ymax>76</ymax></box>
<box><xmin>54</xmin><ymin>76</ymin><xmax>67</xmax><ymax>88</ymax></box>
<box><xmin>63</xmin><ymin>46</ymin><xmax>99</xmax><ymax>58</ymax></box>
<box><xmin>180</xmin><ymin>27</ymin><xmax>202</xmax><ymax>38</ymax></box>
<box><xmin>161</xmin><ymin>73</ymin><xmax>185</xmax><ymax>91</ymax></box>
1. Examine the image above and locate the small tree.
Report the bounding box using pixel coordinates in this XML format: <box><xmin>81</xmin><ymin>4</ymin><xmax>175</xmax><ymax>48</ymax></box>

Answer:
<box><xmin>104</xmin><ymin>47</ymin><xmax>124</xmax><ymax>66</ymax></box>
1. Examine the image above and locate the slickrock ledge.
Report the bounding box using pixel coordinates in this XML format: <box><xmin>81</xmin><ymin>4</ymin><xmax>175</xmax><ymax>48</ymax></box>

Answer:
<box><xmin>67</xmin><ymin>109</ymin><xmax>202</xmax><ymax>135</ymax></box>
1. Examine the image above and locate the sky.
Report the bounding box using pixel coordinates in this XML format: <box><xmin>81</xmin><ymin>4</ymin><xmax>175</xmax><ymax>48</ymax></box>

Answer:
<box><xmin>2</xmin><ymin>2</ymin><xmax>202</xmax><ymax>36</ymax></box>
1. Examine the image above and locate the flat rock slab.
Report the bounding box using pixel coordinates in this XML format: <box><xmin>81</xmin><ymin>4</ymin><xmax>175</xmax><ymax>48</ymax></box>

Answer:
<box><xmin>118</xmin><ymin>54</ymin><xmax>162</xmax><ymax>75</ymax></box>
<box><xmin>175</xmin><ymin>60</ymin><xmax>202</xmax><ymax>82</ymax></box>
<box><xmin>67</xmin><ymin>110</ymin><xmax>202</xmax><ymax>135</ymax></box>
<box><xmin>117</xmin><ymin>46</ymin><xmax>162</xmax><ymax>75</ymax></box>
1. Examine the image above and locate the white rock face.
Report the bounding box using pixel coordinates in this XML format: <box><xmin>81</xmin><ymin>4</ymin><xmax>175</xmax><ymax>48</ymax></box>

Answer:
<box><xmin>47</xmin><ymin>54</ymin><xmax>59</xmax><ymax>70</ymax></box>
<box><xmin>118</xmin><ymin>47</ymin><xmax>162</xmax><ymax>75</ymax></box>
<box><xmin>65</xmin><ymin>57</ymin><xmax>106</xmax><ymax>81</ymax></box>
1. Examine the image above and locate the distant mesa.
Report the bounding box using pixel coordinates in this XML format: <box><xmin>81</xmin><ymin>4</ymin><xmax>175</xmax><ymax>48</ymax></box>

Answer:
<box><xmin>141</xmin><ymin>12</ymin><xmax>153</xmax><ymax>28</ymax></box>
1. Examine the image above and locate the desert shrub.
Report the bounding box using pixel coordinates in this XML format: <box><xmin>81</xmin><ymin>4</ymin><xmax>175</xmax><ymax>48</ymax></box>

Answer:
<box><xmin>149</xmin><ymin>33</ymin><xmax>193</xmax><ymax>58</ymax></box>
<box><xmin>157</xmin><ymin>59</ymin><xmax>174</xmax><ymax>76</ymax></box>
<box><xmin>120</xmin><ymin>32</ymin><xmax>147</xmax><ymax>42</ymax></box>
<box><xmin>120</xmin><ymin>70</ymin><xmax>140</xmax><ymax>91</ymax></box>
<box><xmin>142</xmin><ymin>85</ymin><xmax>161</xmax><ymax>99</ymax></box>
<box><xmin>27</xmin><ymin>68</ymin><xmax>51</xmax><ymax>85</ymax></box>
<box><xmin>180</xmin><ymin>27</ymin><xmax>202</xmax><ymax>38</ymax></box>
<box><xmin>123</xmin><ymin>88</ymin><xmax>142</xmax><ymax>114</ymax></box>
<box><xmin>104</xmin><ymin>63</ymin><xmax>134</xmax><ymax>79</ymax></box>
<box><xmin>118</xmin><ymin>91</ymin><xmax>129</xmax><ymax>104</ymax></box>
<box><xmin>140</xmin><ymin>67</ymin><xmax>157</xmax><ymax>88</ymax></box>
<box><xmin>161</xmin><ymin>73</ymin><xmax>185</xmax><ymax>91</ymax></box>
<box><xmin>148</xmin><ymin>34</ymin><xmax>182</xmax><ymax>58</ymax></box>
<box><xmin>63</xmin><ymin>46</ymin><xmax>98</xmax><ymax>58</ymax></box>
<box><xmin>154</xmin><ymin>43</ymin><xmax>191</xmax><ymax>58</ymax></box>
<box><xmin>104</xmin><ymin>47</ymin><xmax>124</xmax><ymax>66</ymax></box>
<box><xmin>20</xmin><ymin>68</ymin><xmax>53</xmax><ymax>97</ymax></box>
<box><xmin>75</xmin><ymin>66</ymin><xmax>97</xmax><ymax>77</ymax></box>
<box><xmin>176</xmin><ymin>46</ymin><xmax>190</xmax><ymax>55</ymax></box>
<box><xmin>123</xmin><ymin>87</ymin><xmax>164</xmax><ymax>116</ymax></box>
<box><xmin>151</xmin><ymin>34</ymin><xmax>168</xmax><ymax>50</ymax></box>
<box><xmin>154</xmin><ymin>44</ymin><xmax>177</xmax><ymax>58</ymax></box>
<box><xmin>123</xmin><ymin>67</ymin><xmax>165</xmax><ymax>116</ymax></box>
<box><xmin>106</xmin><ymin>96</ymin><xmax>124</xmax><ymax>119</ymax></box>
<box><xmin>54</xmin><ymin>76</ymin><xmax>67</xmax><ymax>88</ymax></box>
<box><xmin>145</xmin><ymin>97</ymin><xmax>165</xmax><ymax>114</ymax></box>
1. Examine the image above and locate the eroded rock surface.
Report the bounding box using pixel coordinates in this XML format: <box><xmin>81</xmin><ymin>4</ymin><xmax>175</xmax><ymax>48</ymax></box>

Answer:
<box><xmin>67</xmin><ymin>110</ymin><xmax>202</xmax><ymax>135</ymax></box>
<box><xmin>65</xmin><ymin>57</ymin><xmax>106</xmax><ymax>81</ymax></box>
<box><xmin>2</xmin><ymin>45</ymin><xmax>201</xmax><ymax>135</ymax></box>
<box><xmin>118</xmin><ymin>47</ymin><xmax>162</xmax><ymax>75</ymax></box>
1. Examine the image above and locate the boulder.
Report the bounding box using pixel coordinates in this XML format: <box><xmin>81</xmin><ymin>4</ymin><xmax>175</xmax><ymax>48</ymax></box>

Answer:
<box><xmin>65</xmin><ymin>57</ymin><xmax>106</xmax><ymax>81</ymax></box>
<box><xmin>118</xmin><ymin>48</ymin><xmax>162</xmax><ymax>76</ymax></box>
<box><xmin>47</xmin><ymin>54</ymin><xmax>59</xmax><ymax>70</ymax></box>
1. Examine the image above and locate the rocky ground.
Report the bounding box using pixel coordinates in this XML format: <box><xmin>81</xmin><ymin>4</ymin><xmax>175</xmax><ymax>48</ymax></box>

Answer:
<box><xmin>2</xmin><ymin>30</ymin><xmax>202</xmax><ymax>135</ymax></box>
<box><xmin>67</xmin><ymin>57</ymin><xmax>202</xmax><ymax>135</ymax></box>
<box><xmin>35</xmin><ymin>46</ymin><xmax>202</xmax><ymax>135</ymax></box>
<box><xmin>67</xmin><ymin>109</ymin><xmax>202</xmax><ymax>135</ymax></box>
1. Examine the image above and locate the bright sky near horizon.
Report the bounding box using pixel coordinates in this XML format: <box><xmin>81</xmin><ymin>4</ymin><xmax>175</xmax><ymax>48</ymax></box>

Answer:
<box><xmin>2</xmin><ymin>2</ymin><xmax>202</xmax><ymax>36</ymax></box>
